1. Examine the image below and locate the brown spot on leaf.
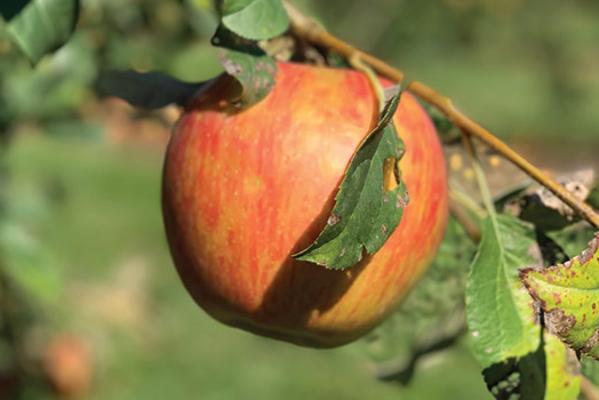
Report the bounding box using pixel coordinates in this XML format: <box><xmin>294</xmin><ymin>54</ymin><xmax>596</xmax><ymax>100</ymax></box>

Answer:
<box><xmin>327</xmin><ymin>213</ymin><xmax>340</xmax><ymax>226</ymax></box>
<box><xmin>396</xmin><ymin>192</ymin><xmax>409</xmax><ymax>209</ymax></box>
<box><xmin>222</xmin><ymin>59</ymin><xmax>243</xmax><ymax>76</ymax></box>
<box><xmin>552</xmin><ymin>292</ymin><xmax>562</xmax><ymax>305</ymax></box>
<box><xmin>582</xmin><ymin>329</ymin><xmax>599</xmax><ymax>357</ymax></box>
<box><xmin>545</xmin><ymin>308</ymin><xmax>576</xmax><ymax>337</ymax></box>
<box><xmin>579</xmin><ymin>234</ymin><xmax>599</xmax><ymax>265</ymax></box>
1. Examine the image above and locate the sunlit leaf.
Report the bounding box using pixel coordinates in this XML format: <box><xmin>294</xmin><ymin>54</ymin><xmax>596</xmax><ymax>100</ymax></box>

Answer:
<box><xmin>293</xmin><ymin>90</ymin><xmax>408</xmax><ymax>270</ymax></box>
<box><xmin>482</xmin><ymin>332</ymin><xmax>580</xmax><ymax>400</ymax></box>
<box><xmin>221</xmin><ymin>0</ymin><xmax>288</xmax><ymax>40</ymax></box>
<box><xmin>544</xmin><ymin>333</ymin><xmax>580</xmax><ymax>400</ymax></box>
<box><xmin>521</xmin><ymin>232</ymin><xmax>599</xmax><ymax>359</ymax></box>
<box><xmin>466</xmin><ymin>215</ymin><xmax>542</xmax><ymax>368</ymax></box>
<box><xmin>6</xmin><ymin>0</ymin><xmax>79</xmax><ymax>64</ymax></box>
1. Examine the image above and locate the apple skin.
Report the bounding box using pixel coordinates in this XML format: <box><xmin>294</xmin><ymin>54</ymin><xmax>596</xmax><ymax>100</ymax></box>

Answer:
<box><xmin>162</xmin><ymin>62</ymin><xmax>448</xmax><ymax>348</ymax></box>
<box><xmin>43</xmin><ymin>335</ymin><xmax>92</xmax><ymax>398</ymax></box>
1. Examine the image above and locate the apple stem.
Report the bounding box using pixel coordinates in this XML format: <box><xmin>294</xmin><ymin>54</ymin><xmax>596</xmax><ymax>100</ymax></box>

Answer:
<box><xmin>349</xmin><ymin>54</ymin><xmax>385</xmax><ymax>112</ymax></box>
<box><xmin>448</xmin><ymin>200</ymin><xmax>481</xmax><ymax>243</ymax></box>
<box><xmin>582</xmin><ymin>376</ymin><xmax>599</xmax><ymax>400</ymax></box>
<box><xmin>283</xmin><ymin>0</ymin><xmax>599</xmax><ymax>230</ymax></box>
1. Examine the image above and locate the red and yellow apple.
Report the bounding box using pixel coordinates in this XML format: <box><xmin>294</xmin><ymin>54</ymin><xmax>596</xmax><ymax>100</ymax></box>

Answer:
<box><xmin>162</xmin><ymin>62</ymin><xmax>448</xmax><ymax>347</ymax></box>
<box><xmin>43</xmin><ymin>335</ymin><xmax>92</xmax><ymax>398</ymax></box>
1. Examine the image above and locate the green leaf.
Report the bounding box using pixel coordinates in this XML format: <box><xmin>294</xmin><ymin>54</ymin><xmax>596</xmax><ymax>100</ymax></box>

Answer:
<box><xmin>0</xmin><ymin>222</ymin><xmax>62</xmax><ymax>306</ymax></box>
<box><xmin>211</xmin><ymin>25</ymin><xmax>277</xmax><ymax>107</ymax></box>
<box><xmin>544</xmin><ymin>332</ymin><xmax>580</xmax><ymax>400</ymax></box>
<box><xmin>521</xmin><ymin>232</ymin><xmax>599</xmax><ymax>359</ymax></box>
<box><xmin>221</xmin><ymin>0</ymin><xmax>288</xmax><ymax>40</ymax></box>
<box><xmin>96</xmin><ymin>70</ymin><xmax>209</xmax><ymax>109</ymax></box>
<box><xmin>482</xmin><ymin>332</ymin><xmax>580</xmax><ymax>400</ymax></box>
<box><xmin>482</xmin><ymin>339</ymin><xmax>545</xmax><ymax>400</ymax></box>
<box><xmin>421</xmin><ymin>102</ymin><xmax>460</xmax><ymax>143</ymax></box>
<box><xmin>516</xmin><ymin>171</ymin><xmax>594</xmax><ymax>231</ymax></box>
<box><xmin>5</xmin><ymin>0</ymin><xmax>80</xmax><ymax>64</ymax></box>
<box><xmin>546</xmin><ymin>223</ymin><xmax>595</xmax><ymax>263</ymax></box>
<box><xmin>466</xmin><ymin>214</ymin><xmax>542</xmax><ymax>368</ymax></box>
<box><xmin>293</xmin><ymin>91</ymin><xmax>408</xmax><ymax>270</ymax></box>
<box><xmin>581</xmin><ymin>356</ymin><xmax>599</xmax><ymax>386</ymax></box>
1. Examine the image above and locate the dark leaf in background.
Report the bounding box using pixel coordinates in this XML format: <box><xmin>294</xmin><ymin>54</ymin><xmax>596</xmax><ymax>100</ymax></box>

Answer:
<box><xmin>294</xmin><ymin>90</ymin><xmax>408</xmax><ymax>269</ymax></box>
<box><xmin>588</xmin><ymin>183</ymin><xmax>599</xmax><ymax>210</ymax></box>
<box><xmin>494</xmin><ymin>182</ymin><xmax>531</xmax><ymax>214</ymax></box>
<box><xmin>509</xmin><ymin>170</ymin><xmax>594</xmax><ymax>231</ymax></box>
<box><xmin>211</xmin><ymin>25</ymin><xmax>277</xmax><ymax>107</ymax></box>
<box><xmin>0</xmin><ymin>0</ymin><xmax>31</xmax><ymax>21</ymax></box>
<box><xmin>96</xmin><ymin>70</ymin><xmax>209</xmax><ymax>109</ymax></box>
<box><xmin>0</xmin><ymin>222</ymin><xmax>63</xmax><ymax>307</ymax></box>
<box><xmin>546</xmin><ymin>223</ymin><xmax>596</xmax><ymax>261</ymax></box>
<box><xmin>368</xmin><ymin>218</ymin><xmax>474</xmax><ymax>384</ymax></box>
<box><xmin>6</xmin><ymin>0</ymin><xmax>80</xmax><ymax>64</ymax></box>
<box><xmin>221</xmin><ymin>0</ymin><xmax>289</xmax><ymax>40</ymax></box>
<box><xmin>421</xmin><ymin>103</ymin><xmax>460</xmax><ymax>144</ymax></box>
<box><xmin>483</xmin><ymin>339</ymin><xmax>546</xmax><ymax>400</ymax></box>
<box><xmin>582</xmin><ymin>357</ymin><xmax>599</xmax><ymax>387</ymax></box>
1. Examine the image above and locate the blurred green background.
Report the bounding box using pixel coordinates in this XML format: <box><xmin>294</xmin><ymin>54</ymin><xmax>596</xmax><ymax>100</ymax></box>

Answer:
<box><xmin>1</xmin><ymin>0</ymin><xmax>598</xmax><ymax>399</ymax></box>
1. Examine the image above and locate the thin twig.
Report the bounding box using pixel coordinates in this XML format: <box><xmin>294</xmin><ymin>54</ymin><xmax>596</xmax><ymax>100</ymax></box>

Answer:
<box><xmin>449</xmin><ymin>183</ymin><xmax>486</xmax><ymax>219</ymax></box>
<box><xmin>582</xmin><ymin>377</ymin><xmax>599</xmax><ymax>400</ymax></box>
<box><xmin>462</xmin><ymin>133</ymin><xmax>495</xmax><ymax>215</ymax></box>
<box><xmin>283</xmin><ymin>0</ymin><xmax>599</xmax><ymax>230</ymax></box>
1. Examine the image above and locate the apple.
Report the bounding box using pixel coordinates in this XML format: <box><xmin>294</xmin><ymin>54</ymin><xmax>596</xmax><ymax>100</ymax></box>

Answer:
<box><xmin>162</xmin><ymin>62</ymin><xmax>448</xmax><ymax>347</ymax></box>
<box><xmin>43</xmin><ymin>335</ymin><xmax>92</xmax><ymax>398</ymax></box>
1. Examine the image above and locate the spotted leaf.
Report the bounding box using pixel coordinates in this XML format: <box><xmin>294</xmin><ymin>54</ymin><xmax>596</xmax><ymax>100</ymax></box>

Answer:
<box><xmin>522</xmin><ymin>232</ymin><xmax>599</xmax><ymax>359</ymax></box>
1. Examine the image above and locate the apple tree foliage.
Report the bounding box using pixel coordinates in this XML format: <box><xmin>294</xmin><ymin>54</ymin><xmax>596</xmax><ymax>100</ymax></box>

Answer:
<box><xmin>2</xmin><ymin>0</ymin><xmax>599</xmax><ymax>399</ymax></box>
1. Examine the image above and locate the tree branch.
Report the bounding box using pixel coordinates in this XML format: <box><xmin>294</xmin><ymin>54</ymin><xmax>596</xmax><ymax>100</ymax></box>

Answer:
<box><xmin>283</xmin><ymin>0</ymin><xmax>599</xmax><ymax>230</ymax></box>
<box><xmin>582</xmin><ymin>377</ymin><xmax>599</xmax><ymax>400</ymax></box>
